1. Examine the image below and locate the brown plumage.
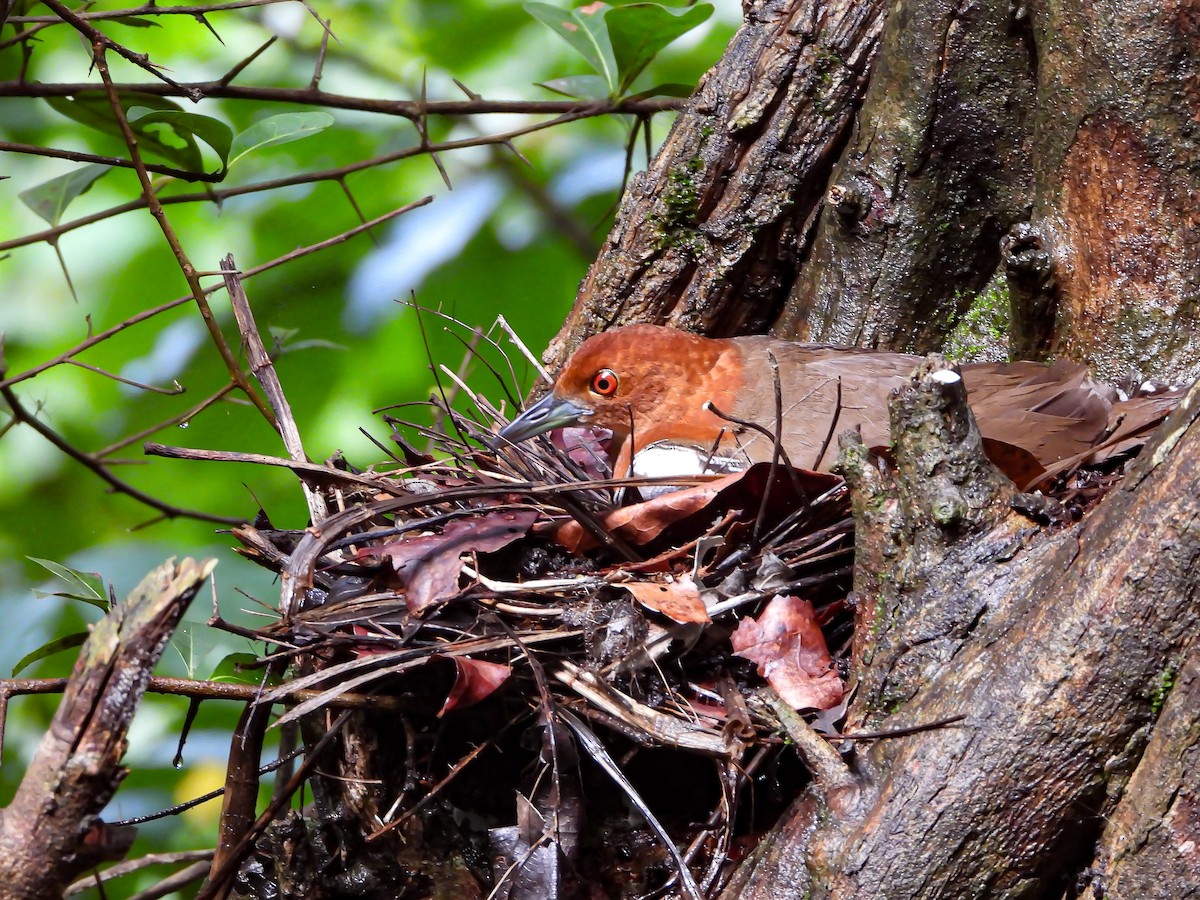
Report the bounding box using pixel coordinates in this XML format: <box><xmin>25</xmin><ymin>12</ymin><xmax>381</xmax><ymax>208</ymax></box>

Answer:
<box><xmin>497</xmin><ymin>324</ymin><xmax>1174</xmax><ymax>488</ymax></box>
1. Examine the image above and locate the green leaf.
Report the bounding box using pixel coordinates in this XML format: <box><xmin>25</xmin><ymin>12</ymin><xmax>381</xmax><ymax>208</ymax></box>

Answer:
<box><xmin>47</xmin><ymin>94</ymin><xmax>194</xmax><ymax>167</ymax></box>
<box><xmin>228</xmin><ymin>112</ymin><xmax>336</xmax><ymax>166</ymax></box>
<box><xmin>28</xmin><ymin>556</ymin><xmax>108</xmax><ymax>606</ymax></box>
<box><xmin>12</xmin><ymin>632</ymin><xmax>89</xmax><ymax>675</ymax></box>
<box><xmin>109</xmin><ymin>15</ymin><xmax>161</xmax><ymax>28</ymax></box>
<box><xmin>535</xmin><ymin>74</ymin><xmax>612</xmax><ymax>100</ymax></box>
<box><xmin>209</xmin><ymin>651</ymin><xmax>281</xmax><ymax>685</ymax></box>
<box><xmin>131</xmin><ymin>109</ymin><xmax>233</xmax><ymax>169</ymax></box>
<box><xmin>606</xmin><ymin>2</ymin><xmax>713</xmax><ymax>95</ymax></box>
<box><xmin>18</xmin><ymin>164</ymin><xmax>112</xmax><ymax>226</ymax></box>
<box><xmin>525</xmin><ymin>2</ymin><xmax>619</xmax><ymax>93</ymax></box>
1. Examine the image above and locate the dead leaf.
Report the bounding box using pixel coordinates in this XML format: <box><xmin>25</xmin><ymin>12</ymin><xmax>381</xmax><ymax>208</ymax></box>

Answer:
<box><xmin>555</xmin><ymin>462</ymin><xmax>841</xmax><ymax>553</ymax></box>
<box><xmin>374</xmin><ymin>509</ymin><xmax>538</xmax><ymax>615</ymax></box>
<box><xmin>552</xmin><ymin>426</ymin><xmax>612</xmax><ymax>480</ymax></box>
<box><xmin>730</xmin><ymin>595</ymin><xmax>843</xmax><ymax>711</ymax></box>
<box><xmin>621</xmin><ymin>575</ymin><xmax>709</xmax><ymax>624</ymax></box>
<box><xmin>439</xmin><ymin>656</ymin><xmax>512</xmax><ymax>716</ymax></box>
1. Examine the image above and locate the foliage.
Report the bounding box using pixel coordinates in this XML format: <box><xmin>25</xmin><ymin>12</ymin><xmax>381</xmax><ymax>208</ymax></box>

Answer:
<box><xmin>0</xmin><ymin>1</ymin><xmax>738</xmax><ymax>895</ymax></box>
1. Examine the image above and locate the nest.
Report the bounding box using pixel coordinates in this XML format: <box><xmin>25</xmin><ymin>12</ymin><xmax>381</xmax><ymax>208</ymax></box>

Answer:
<box><xmin>220</xmin><ymin>341</ymin><xmax>865</xmax><ymax>897</ymax></box>
<box><xmin>215</xmin><ymin>319</ymin><xmax>1159</xmax><ymax>899</ymax></box>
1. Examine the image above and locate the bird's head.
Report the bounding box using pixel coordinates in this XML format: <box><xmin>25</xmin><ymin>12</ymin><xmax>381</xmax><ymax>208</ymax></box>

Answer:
<box><xmin>496</xmin><ymin>324</ymin><xmax>741</xmax><ymax>462</ymax></box>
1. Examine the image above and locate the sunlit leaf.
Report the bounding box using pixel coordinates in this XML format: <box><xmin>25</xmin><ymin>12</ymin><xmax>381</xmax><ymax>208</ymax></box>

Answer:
<box><xmin>606</xmin><ymin>2</ymin><xmax>713</xmax><ymax>94</ymax></box>
<box><xmin>131</xmin><ymin>109</ymin><xmax>233</xmax><ymax>169</ymax></box>
<box><xmin>228</xmin><ymin>112</ymin><xmax>336</xmax><ymax>166</ymax></box>
<box><xmin>46</xmin><ymin>94</ymin><xmax>196</xmax><ymax>168</ymax></box>
<box><xmin>525</xmin><ymin>2</ymin><xmax>619</xmax><ymax>93</ymax></box>
<box><xmin>11</xmin><ymin>632</ymin><xmax>88</xmax><ymax>676</ymax></box>
<box><xmin>18</xmin><ymin>165</ymin><xmax>111</xmax><ymax>226</ymax></box>
<box><xmin>28</xmin><ymin>556</ymin><xmax>108</xmax><ymax>604</ymax></box>
<box><xmin>535</xmin><ymin>75</ymin><xmax>612</xmax><ymax>100</ymax></box>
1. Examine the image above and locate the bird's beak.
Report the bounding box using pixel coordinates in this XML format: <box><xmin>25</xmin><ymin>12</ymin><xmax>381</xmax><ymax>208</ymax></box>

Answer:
<box><xmin>494</xmin><ymin>392</ymin><xmax>592</xmax><ymax>447</ymax></box>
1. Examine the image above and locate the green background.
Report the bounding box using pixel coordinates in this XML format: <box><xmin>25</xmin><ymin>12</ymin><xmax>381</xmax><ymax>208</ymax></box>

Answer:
<box><xmin>0</xmin><ymin>1</ymin><xmax>738</xmax><ymax>895</ymax></box>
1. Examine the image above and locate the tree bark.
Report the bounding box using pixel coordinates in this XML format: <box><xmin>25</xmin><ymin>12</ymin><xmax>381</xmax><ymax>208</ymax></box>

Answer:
<box><xmin>543</xmin><ymin>0</ymin><xmax>887</xmax><ymax>372</ymax></box>
<box><xmin>0</xmin><ymin>558</ymin><xmax>215</xmax><ymax>900</ymax></box>
<box><xmin>776</xmin><ymin>0</ymin><xmax>1035</xmax><ymax>351</ymax></box>
<box><xmin>539</xmin><ymin>0</ymin><xmax>1200</xmax><ymax>893</ymax></box>
<box><xmin>722</xmin><ymin>368</ymin><xmax>1200</xmax><ymax>899</ymax></box>
<box><xmin>1078</xmin><ymin>650</ymin><xmax>1200</xmax><ymax>900</ymax></box>
<box><xmin>1011</xmin><ymin>0</ymin><xmax>1200</xmax><ymax>382</ymax></box>
<box><xmin>547</xmin><ymin>0</ymin><xmax>1200</xmax><ymax>384</ymax></box>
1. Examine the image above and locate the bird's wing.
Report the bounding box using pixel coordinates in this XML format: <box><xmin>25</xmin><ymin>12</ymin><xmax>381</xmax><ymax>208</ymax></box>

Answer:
<box><xmin>962</xmin><ymin>360</ymin><xmax>1114</xmax><ymax>462</ymax></box>
<box><xmin>726</xmin><ymin>339</ymin><xmax>916</xmax><ymax>470</ymax></box>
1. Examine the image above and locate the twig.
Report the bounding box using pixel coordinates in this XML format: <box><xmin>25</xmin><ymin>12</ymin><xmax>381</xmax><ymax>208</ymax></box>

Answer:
<box><xmin>96</xmin><ymin>383</ymin><xmax>238</xmax><ymax>457</ymax></box>
<box><xmin>0</xmin><ymin>140</ymin><xmax>223</xmax><ymax>182</ymax></box>
<box><xmin>93</xmin><ymin>43</ymin><xmax>277</xmax><ymax>428</ymax></box>
<box><xmin>0</xmin><ymin>383</ymin><xmax>242</xmax><ymax>525</ymax></box>
<box><xmin>0</xmin><ymin>559</ymin><xmax>215</xmax><ymax>896</ymax></box>
<box><xmin>0</xmin><ymin>113</ymin><xmax>580</xmax><ymax>254</ymax></box>
<box><xmin>0</xmin><ymin>674</ymin><xmax>412</xmax><ymax>715</ymax></box>
<box><xmin>40</xmin><ymin>0</ymin><xmax>196</xmax><ymax>96</ymax></box>
<box><xmin>0</xmin><ymin>80</ymin><xmax>683</xmax><ymax>120</ymax></box>
<box><xmin>10</xmin><ymin>0</ymin><xmax>290</xmax><ymax>25</ymax></box>
<box><xmin>0</xmin><ymin>198</ymin><xmax>433</xmax><ymax>393</ymax></box>
<box><xmin>222</xmin><ymin>255</ymin><xmax>328</xmax><ymax>522</ymax></box>
<box><xmin>757</xmin><ymin>685</ymin><xmax>855</xmax><ymax>791</ymax></box>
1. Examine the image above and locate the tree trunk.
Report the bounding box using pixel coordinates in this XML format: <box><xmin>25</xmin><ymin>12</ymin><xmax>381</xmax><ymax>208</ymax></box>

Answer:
<box><xmin>549</xmin><ymin>0</ymin><xmax>1200</xmax><ymax>384</ymax></box>
<box><xmin>543</xmin><ymin>0</ymin><xmax>1200</xmax><ymax>895</ymax></box>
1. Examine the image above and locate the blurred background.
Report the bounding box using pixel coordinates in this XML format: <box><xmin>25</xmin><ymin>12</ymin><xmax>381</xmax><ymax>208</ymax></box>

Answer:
<box><xmin>0</xmin><ymin>1</ymin><xmax>739</xmax><ymax>893</ymax></box>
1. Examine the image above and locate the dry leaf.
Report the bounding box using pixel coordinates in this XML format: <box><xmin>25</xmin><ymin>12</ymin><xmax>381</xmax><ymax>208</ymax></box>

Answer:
<box><xmin>375</xmin><ymin>509</ymin><xmax>538</xmax><ymax>614</ymax></box>
<box><xmin>730</xmin><ymin>594</ymin><xmax>843</xmax><ymax>711</ymax></box>
<box><xmin>621</xmin><ymin>576</ymin><xmax>710</xmax><ymax>624</ymax></box>
<box><xmin>439</xmin><ymin>656</ymin><xmax>512</xmax><ymax>716</ymax></box>
<box><xmin>555</xmin><ymin>462</ymin><xmax>841</xmax><ymax>553</ymax></box>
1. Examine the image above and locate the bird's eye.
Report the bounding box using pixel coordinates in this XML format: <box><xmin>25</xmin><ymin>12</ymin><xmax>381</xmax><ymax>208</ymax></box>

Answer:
<box><xmin>590</xmin><ymin>368</ymin><xmax>619</xmax><ymax>397</ymax></box>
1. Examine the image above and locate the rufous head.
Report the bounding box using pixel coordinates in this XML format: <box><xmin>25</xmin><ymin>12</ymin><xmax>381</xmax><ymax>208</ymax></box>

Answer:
<box><xmin>496</xmin><ymin>325</ymin><xmax>742</xmax><ymax>465</ymax></box>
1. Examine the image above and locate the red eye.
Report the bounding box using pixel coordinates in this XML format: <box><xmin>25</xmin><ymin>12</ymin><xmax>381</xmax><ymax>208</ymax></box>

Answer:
<box><xmin>590</xmin><ymin>368</ymin><xmax>619</xmax><ymax>397</ymax></box>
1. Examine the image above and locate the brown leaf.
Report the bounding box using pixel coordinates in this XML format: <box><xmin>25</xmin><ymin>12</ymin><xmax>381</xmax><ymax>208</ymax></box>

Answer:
<box><xmin>730</xmin><ymin>595</ymin><xmax>843</xmax><ymax>711</ymax></box>
<box><xmin>438</xmin><ymin>656</ymin><xmax>512</xmax><ymax>717</ymax></box>
<box><xmin>551</xmin><ymin>426</ymin><xmax>613</xmax><ymax>480</ymax></box>
<box><xmin>375</xmin><ymin>509</ymin><xmax>538</xmax><ymax>615</ymax></box>
<box><xmin>621</xmin><ymin>575</ymin><xmax>710</xmax><ymax>624</ymax></box>
<box><xmin>555</xmin><ymin>462</ymin><xmax>841</xmax><ymax>553</ymax></box>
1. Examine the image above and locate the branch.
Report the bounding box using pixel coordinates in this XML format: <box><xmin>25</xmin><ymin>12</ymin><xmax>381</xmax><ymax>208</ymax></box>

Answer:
<box><xmin>40</xmin><ymin>0</ymin><xmax>196</xmax><ymax>97</ymax></box>
<box><xmin>0</xmin><ymin>382</ymin><xmax>242</xmax><ymax>525</ymax></box>
<box><xmin>0</xmin><ymin>114</ymin><xmax>575</xmax><ymax>255</ymax></box>
<box><xmin>0</xmin><ymin>79</ymin><xmax>683</xmax><ymax>120</ymax></box>
<box><xmin>221</xmin><ymin>256</ymin><xmax>328</xmax><ymax>522</ymax></box>
<box><xmin>93</xmin><ymin>43</ymin><xmax>277</xmax><ymax>429</ymax></box>
<box><xmin>0</xmin><ymin>558</ymin><xmax>216</xmax><ymax>899</ymax></box>
<box><xmin>0</xmin><ymin>140</ymin><xmax>223</xmax><ymax>182</ymax></box>
<box><xmin>0</xmin><ymin>197</ymin><xmax>431</xmax><ymax>392</ymax></box>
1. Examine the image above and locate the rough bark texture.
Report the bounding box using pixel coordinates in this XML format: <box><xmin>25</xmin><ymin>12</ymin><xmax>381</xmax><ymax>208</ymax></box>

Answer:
<box><xmin>1010</xmin><ymin>0</ymin><xmax>1200</xmax><ymax>383</ymax></box>
<box><xmin>0</xmin><ymin>558</ymin><xmax>214</xmax><ymax>900</ymax></box>
<box><xmin>542</xmin><ymin>0</ymin><xmax>887</xmax><ymax>373</ymax></box>
<box><xmin>776</xmin><ymin>0</ymin><xmax>1035</xmax><ymax>351</ymax></box>
<box><xmin>719</xmin><ymin>374</ymin><xmax>1200</xmax><ymax>898</ymax></box>
<box><xmin>546</xmin><ymin>0</ymin><xmax>1200</xmax><ymax>382</ymax></box>
<box><xmin>528</xmin><ymin>0</ymin><xmax>1200</xmax><ymax>893</ymax></box>
<box><xmin>1078</xmin><ymin>651</ymin><xmax>1200</xmax><ymax>900</ymax></box>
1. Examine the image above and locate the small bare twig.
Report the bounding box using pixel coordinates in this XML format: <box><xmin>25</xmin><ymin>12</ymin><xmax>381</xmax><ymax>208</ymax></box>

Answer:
<box><xmin>222</xmin><ymin>255</ymin><xmax>328</xmax><ymax>522</ymax></box>
<box><xmin>93</xmin><ymin>43</ymin><xmax>277</xmax><ymax>428</ymax></box>
<box><xmin>0</xmin><ymin>140</ymin><xmax>223</xmax><ymax>182</ymax></box>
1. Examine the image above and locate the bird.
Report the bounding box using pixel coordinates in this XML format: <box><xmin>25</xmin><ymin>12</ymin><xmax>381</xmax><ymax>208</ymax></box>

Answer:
<box><xmin>496</xmin><ymin>324</ymin><xmax>1175</xmax><ymax>490</ymax></box>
